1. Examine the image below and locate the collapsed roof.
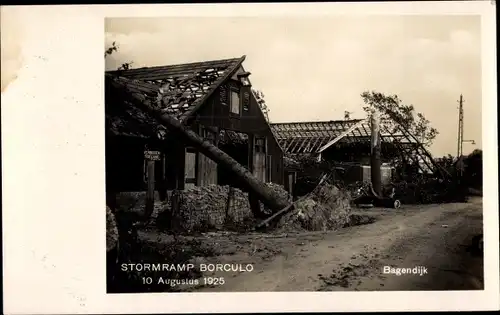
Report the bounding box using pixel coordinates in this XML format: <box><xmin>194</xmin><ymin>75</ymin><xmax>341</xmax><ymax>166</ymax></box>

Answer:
<box><xmin>271</xmin><ymin>119</ymin><xmax>449</xmax><ymax>177</ymax></box>
<box><xmin>270</xmin><ymin>119</ymin><xmax>416</xmax><ymax>155</ymax></box>
<box><xmin>105</xmin><ymin>56</ymin><xmax>246</xmax><ymax>138</ymax></box>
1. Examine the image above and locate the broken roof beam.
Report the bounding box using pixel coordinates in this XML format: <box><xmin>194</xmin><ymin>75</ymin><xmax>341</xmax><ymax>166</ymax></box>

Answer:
<box><xmin>318</xmin><ymin>118</ymin><xmax>369</xmax><ymax>153</ymax></box>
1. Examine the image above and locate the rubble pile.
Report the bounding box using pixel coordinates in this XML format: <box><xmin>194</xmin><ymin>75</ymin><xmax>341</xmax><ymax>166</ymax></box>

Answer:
<box><xmin>277</xmin><ymin>183</ymin><xmax>352</xmax><ymax>232</ymax></box>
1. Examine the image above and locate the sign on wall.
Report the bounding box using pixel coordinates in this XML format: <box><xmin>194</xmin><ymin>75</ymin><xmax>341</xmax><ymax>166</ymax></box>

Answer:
<box><xmin>144</xmin><ymin>150</ymin><xmax>161</xmax><ymax>161</ymax></box>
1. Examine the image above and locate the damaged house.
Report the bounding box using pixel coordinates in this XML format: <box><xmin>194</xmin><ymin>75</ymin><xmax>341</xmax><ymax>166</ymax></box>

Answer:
<box><xmin>105</xmin><ymin>56</ymin><xmax>284</xmax><ymax>202</ymax></box>
<box><xmin>271</xmin><ymin>119</ymin><xmax>440</xmax><ymax>194</ymax></box>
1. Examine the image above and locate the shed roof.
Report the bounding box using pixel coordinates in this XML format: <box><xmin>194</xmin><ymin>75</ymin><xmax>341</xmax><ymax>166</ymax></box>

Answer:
<box><xmin>106</xmin><ymin>56</ymin><xmax>245</xmax><ymax>137</ymax></box>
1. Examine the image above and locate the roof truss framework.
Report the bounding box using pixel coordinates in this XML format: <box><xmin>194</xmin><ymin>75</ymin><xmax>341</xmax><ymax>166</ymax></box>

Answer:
<box><xmin>106</xmin><ymin>56</ymin><xmax>246</xmax><ymax>137</ymax></box>
<box><xmin>271</xmin><ymin>118</ymin><xmax>449</xmax><ymax>179</ymax></box>
<box><xmin>271</xmin><ymin>119</ymin><xmax>379</xmax><ymax>155</ymax></box>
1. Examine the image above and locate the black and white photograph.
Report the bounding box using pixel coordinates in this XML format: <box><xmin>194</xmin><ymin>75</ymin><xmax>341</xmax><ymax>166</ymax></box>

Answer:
<box><xmin>2</xmin><ymin>2</ymin><xmax>498</xmax><ymax>314</ymax></box>
<box><xmin>105</xmin><ymin>15</ymin><xmax>486</xmax><ymax>293</ymax></box>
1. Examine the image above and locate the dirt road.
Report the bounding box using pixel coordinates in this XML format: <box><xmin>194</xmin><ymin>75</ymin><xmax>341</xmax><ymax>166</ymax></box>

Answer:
<box><xmin>180</xmin><ymin>197</ymin><xmax>483</xmax><ymax>292</ymax></box>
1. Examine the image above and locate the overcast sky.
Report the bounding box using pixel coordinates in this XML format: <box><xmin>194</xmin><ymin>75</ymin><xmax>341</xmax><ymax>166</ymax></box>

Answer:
<box><xmin>105</xmin><ymin>16</ymin><xmax>482</xmax><ymax>157</ymax></box>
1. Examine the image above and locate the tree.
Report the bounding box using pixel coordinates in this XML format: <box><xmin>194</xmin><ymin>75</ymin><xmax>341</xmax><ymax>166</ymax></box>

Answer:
<box><xmin>344</xmin><ymin>111</ymin><xmax>352</xmax><ymax>120</ymax></box>
<box><xmin>361</xmin><ymin>91</ymin><xmax>438</xmax><ymax>147</ymax></box>
<box><xmin>463</xmin><ymin>149</ymin><xmax>482</xmax><ymax>189</ymax></box>
<box><xmin>252</xmin><ymin>89</ymin><xmax>270</xmax><ymax>123</ymax></box>
<box><xmin>435</xmin><ymin>154</ymin><xmax>455</xmax><ymax>174</ymax></box>
<box><xmin>105</xmin><ymin>41</ymin><xmax>133</xmax><ymax>70</ymax></box>
<box><xmin>105</xmin><ymin>41</ymin><xmax>118</xmax><ymax>58</ymax></box>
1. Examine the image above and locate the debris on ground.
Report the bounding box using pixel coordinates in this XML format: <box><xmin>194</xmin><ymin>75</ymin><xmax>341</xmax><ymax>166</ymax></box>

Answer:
<box><xmin>263</xmin><ymin>182</ymin><xmax>292</xmax><ymax>205</ymax></box>
<box><xmin>276</xmin><ymin>183</ymin><xmax>352</xmax><ymax>232</ymax></box>
<box><xmin>343</xmin><ymin>214</ymin><xmax>377</xmax><ymax>227</ymax></box>
<box><xmin>146</xmin><ymin>184</ymin><xmax>290</xmax><ymax>233</ymax></box>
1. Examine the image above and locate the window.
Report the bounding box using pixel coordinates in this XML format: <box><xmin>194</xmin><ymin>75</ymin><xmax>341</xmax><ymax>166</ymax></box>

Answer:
<box><xmin>255</xmin><ymin>137</ymin><xmax>266</xmax><ymax>153</ymax></box>
<box><xmin>230</xmin><ymin>90</ymin><xmax>240</xmax><ymax>115</ymax></box>
<box><xmin>242</xmin><ymin>91</ymin><xmax>250</xmax><ymax>111</ymax></box>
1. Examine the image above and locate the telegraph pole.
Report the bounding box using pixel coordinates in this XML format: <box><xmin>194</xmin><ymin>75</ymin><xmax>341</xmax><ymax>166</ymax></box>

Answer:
<box><xmin>457</xmin><ymin>94</ymin><xmax>464</xmax><ymax>159</ymax></box>
<box><xmin>456</xmin><ymin>94</ymin><xmax>476</xmax><ymax>179</ymax></box>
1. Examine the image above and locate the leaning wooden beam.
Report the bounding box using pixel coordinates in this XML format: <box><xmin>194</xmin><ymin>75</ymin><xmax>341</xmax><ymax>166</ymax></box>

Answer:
<box><xmin>107</xmin><ymin>75</ymin><xmax>289</xmax><ymax>212</ymax></box>
<box><xmin>318</xmin><ymin>118</ymin><xmax>369</xmax><ymax>153</ymax></box>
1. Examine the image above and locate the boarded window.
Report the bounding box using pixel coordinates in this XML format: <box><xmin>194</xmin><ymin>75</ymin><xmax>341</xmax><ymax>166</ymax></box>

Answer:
<box><xmin>230</xmin><ymin>90</ymin><xmax>240</xmax><ymax>114</ymax></box>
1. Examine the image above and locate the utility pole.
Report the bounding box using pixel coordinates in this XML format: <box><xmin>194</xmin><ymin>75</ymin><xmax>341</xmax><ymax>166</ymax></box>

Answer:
<box><xmin>457</xmin><ymin>94</ymin><xmax>464</xmax><ymax>160</ymax></box>
<box><xmin>456</xmin><ymin>94</ymin><xmax>476</xmax><ymax>178</ymax></box>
